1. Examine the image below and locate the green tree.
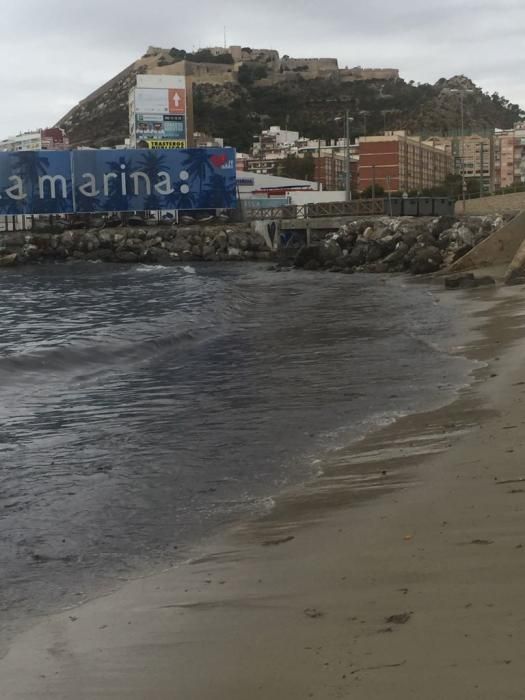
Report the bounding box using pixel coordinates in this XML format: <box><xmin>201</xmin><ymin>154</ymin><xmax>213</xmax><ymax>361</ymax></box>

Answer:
<box><xmin>238</xmin><ymin>63</ymin><xmax>269</xmax><ymax>86</ymax></box>
<box><xmin>169</xmin><ymin>47</ymin><xmax>187</xmax><ymax>61</ymax></box>
<box><xmin>360</xmin><ymin>184</ymin><xmax>385</xmax><ymax>198</ymax></box>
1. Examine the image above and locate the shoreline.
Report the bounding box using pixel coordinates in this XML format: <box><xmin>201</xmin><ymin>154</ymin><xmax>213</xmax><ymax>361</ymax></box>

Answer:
<box><xmin>1</xmin><ymin>281</ymin><xmax>525</xmax><ymax>698</ymax></box>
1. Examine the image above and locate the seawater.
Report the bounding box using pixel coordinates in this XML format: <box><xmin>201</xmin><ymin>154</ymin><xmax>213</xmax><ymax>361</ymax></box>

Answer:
<box><xmin>0</xmin><ymin>262</ymin><xmax>473</xmax><ymax>636</ymax></box>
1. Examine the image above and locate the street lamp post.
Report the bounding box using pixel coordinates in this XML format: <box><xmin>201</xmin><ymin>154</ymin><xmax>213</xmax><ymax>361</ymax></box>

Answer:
<box><xmin>335</xmin><ymin>111</ymin><xmax>354</xmax><ymax>202</ymax></box>
<box><xmin>445</xmin><ymin>87</ymin><xmax>474</xmax><ymax>214</ymax></box>
<box><xmin>344</xmin><ymin>111</ymin><xmax>351</xmax><ymax>202</ymax></box>
<box><xmin>459</xmin><ymin>92</ymin><xmax>467</xmax><ymax>214</ymax></box>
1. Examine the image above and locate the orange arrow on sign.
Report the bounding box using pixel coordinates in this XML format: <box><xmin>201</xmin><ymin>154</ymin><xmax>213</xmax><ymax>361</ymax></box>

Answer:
<box><xmin>168</xmin><ymin>88</ymin><xmax>186</xmax><ymax>114</ymax></box>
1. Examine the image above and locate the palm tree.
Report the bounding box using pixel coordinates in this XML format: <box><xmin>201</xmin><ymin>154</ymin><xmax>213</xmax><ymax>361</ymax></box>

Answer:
<box><xmin>75</xmin><ymin>185</ymin><xmax>102</xmax><ymax>214</ymax></box>
<box><xmin>181</xmin><ymin>149</ymin><xmax>215</xmax><ymax>195</ymax></box>
<box><xmin>13</xmin><ymin>152</ymin><xmax>50</xmax><ymax>204</ymax></box>
<box><xmin>138</xmin><ymin>151</ymin><xmax>168</xmax><ymax>211</ymax></box>
<box><xmin>103</xmin><ymin>155</ymin><xmax>135</xmax><ymax>213</ymax></box>
<box><xmin>201</xmin><ymin>173</ymin><xmax>237</xmax><ymax>209</ymax></box>
<box><xmin>165</xmin><ymin>183</ymin><xmax>197</xmax><ymax>211</ymax></box>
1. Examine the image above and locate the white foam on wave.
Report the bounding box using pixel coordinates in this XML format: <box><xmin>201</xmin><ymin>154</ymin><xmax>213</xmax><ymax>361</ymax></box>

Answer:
<box><xmin>182</xmin><ymin>265</ymin><xmax>196</xmax><ymax>274</ymax></box>
<box><xmin>135</xmin><ymin>265</ymin><xmax>168</xmax><ymax>273</ymax></box>
<box><xmin>260</xmin><ymin>496</ymin><xmax>276</xmax><ymax>512</ymax></box>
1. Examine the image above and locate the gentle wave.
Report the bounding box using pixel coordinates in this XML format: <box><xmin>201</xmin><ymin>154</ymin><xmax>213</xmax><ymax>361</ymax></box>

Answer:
<box><xmin>0</xmin><ymin>263</ymin><xmax>475</xmax><ymax>641</ymax></box>
<box><xmin>135</xmin><ymin>264</ymin><xmax>169</xmax><ymax>273</ymax></box>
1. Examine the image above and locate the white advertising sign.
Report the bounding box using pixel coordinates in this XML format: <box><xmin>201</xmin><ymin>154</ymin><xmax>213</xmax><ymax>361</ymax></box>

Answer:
<box><xmin>134</xmin><ymin>88</ymin><xmax>170</xmax><ymax>114</ymax></box>
<box><xmin>136</xmin><ymin>74</ymin><xmax>186</xmax><ymax>90</ymax></box>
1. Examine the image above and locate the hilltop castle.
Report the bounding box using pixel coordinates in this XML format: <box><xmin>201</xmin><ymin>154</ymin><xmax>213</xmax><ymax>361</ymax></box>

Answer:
<box><xmin>141</xmin><ymin>45</ymin><xmax>399</xmax><ymax>85</ymax></box>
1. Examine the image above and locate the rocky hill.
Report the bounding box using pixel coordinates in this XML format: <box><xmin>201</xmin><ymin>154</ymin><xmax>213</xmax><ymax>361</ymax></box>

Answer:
<box><xmin>57</xmin><ymin>47</ymin><xmax>524</xmax><ymax>152</ymax></box>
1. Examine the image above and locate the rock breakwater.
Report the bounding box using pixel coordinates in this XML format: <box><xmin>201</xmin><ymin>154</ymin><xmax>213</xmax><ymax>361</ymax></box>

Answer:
<box><xmin>292</xmin><ymin>214</ymin><xmax>509</xmax><ymax>275</ymax></box>
<box><xmin>0</xmin><ymin>224</ymin><xmax>272</xmax><ymax>266</ymax></box>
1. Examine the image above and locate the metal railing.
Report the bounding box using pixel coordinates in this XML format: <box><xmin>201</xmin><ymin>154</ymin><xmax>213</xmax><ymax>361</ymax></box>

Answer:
<box><xmin>243</xmin><ymin>199</ymin><xmax>385</xmax><ymax>221</ymax></box>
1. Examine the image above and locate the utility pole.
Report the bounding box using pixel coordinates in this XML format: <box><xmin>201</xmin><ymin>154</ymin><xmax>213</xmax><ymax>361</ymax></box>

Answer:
<box><xmin>345</xmin><ymin>110</ymin><xmax>351</xmax><ymax>202</ymax></box>
<box><xmin>318</xmin><ymin>137</ymin><xmax>322</xmax><ymax>191</ymax></box>
<box><xmin>335</xmin><ymin>111</ymin><xmax>353</xmax><ymax>201</ymax></box>
<box><xmin>444</xmin><ymin>87</ymin><xmax>474</xmax><ymax>214</ymax></box>
<box><xmin>360</xmin><ymin>110</ymin><xmax>369</xmax><ymax>136</ymax></box>
<box><xmin>479</xmin><ymin>142</ymin><xmax>484</xmax><ymax>198</ymax></box>
<box><xmin>460</xmin><ymin>92</ymin><xmax>466</xmax><ymax>213</ymax></box>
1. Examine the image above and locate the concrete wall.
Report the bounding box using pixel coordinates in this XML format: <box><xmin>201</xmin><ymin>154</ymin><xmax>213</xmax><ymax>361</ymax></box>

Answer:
<box><xmin>456</xmin><ymin>192</ymin><xmax>525</xmax><ymax>215</ymax></box>
<box><xmin>447</xmin><ymin>210</ymin><xmax>525</xmax><ymax>272</ymax></box>
<box><xmin>289</xmin><ymin>191</ymin><xmax>346</xmax><ymax>206</ymax></box>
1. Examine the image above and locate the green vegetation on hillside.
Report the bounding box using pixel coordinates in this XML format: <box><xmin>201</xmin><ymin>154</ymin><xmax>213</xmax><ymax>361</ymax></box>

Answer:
<box><xmin>168</xmin><ymin>48</ymin><xmax>234</xmax><ymax>64</ymax></box>
<box><xmin>194</xmin><ymin>75</ymin><xmax>524</xmax><ymax>152</ymax></box>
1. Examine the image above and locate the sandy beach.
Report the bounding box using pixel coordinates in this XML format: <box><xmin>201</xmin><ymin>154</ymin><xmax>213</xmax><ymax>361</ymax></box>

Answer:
<box><xmin>2</xmin><ymin>281</ymin><xmax>525</xmax><ymax>699</ymax></box>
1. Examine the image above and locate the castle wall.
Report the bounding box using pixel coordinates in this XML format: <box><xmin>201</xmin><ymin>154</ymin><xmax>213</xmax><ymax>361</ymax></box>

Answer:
<box><xmin>340</xmin><ymin>67</ymin><xmax>399</xmax><ymax>82</ymax></box>
<box><xmin>280</xmin><ymin>57</ymin><xmax>339</xmax><ymax>76</ymax></box>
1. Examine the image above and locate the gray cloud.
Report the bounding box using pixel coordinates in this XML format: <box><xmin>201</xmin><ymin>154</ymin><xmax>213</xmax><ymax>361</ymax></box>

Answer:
<box><xmin>0</xmin><ymin>0</ymin><xmax>523</xmax><ymax>137</ymax></box>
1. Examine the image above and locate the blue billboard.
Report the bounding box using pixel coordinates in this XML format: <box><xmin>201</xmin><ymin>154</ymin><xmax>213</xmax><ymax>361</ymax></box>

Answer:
<box><xmin>0</xmin><ymin>148</ymin><xmax>237</xmax><ymax>215</ymax></box>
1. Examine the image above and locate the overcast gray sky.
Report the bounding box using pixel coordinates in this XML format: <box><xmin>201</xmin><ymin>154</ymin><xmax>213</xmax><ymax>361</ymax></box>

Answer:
<box><xmin>1</xmin><ymin>0</ymin><xmax>523</xmax><ymax>138</ymax></box>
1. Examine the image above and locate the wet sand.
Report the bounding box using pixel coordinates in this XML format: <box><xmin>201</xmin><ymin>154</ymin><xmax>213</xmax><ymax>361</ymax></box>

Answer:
<box><xmin>2</xmin><ymin>282</ymin><xmax>525</xmax><ymax>699</ymax></box>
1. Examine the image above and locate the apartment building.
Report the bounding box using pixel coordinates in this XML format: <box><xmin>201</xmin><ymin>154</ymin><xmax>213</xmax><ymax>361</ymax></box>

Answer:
<box><xmin>358</xmin><ymin>132</ymin><xmax>453</xmax><ymax>193</ymax></box>
<box><xmin>424</xmin><ymin>134</ymin><xmax>491</xmax><ymax>192</ymax></box>
<box><xmin>252</xmin><ymin>126</ymin><xmax>300</xmax><ymax>158</ymax></box>
<box><xmin>313</xmin><ymin>153</ymin><xmax>358</xmax><ymax>192</ymax></box>
<box><xmin>492</xmin><ymin>125</ymin><xmax>525</xmax><ymax>190</ymax></box>
<box><xmin>0</xmin><ymin>127</ymin><xmax>69</xmax><ymax>152</ymax></box>
<box><xmin>424</xmin><ymin>126</ymin><xmax>525</xmax><ymax>192</ymax></box>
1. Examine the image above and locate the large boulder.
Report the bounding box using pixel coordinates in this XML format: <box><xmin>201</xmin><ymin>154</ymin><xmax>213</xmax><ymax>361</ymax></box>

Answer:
<box><xmin>1</xmin><ymin>232</ymin><xmax>25</xmax><ymax>248</ymax></box>
<box><xmin>445</xmin><ymin>273</ymin><xmax>495</xmax><ymax>289</ymax></box>
<box><xmin>417</xmin><ymin>231</ymin><xmax>439</xmax><ymax>248</ymax></box>
<box><xmin>428</xmin><ymin>217</ymin><xmax>456</xmax><ymax>237</ymax></box>
<box><xmin>361</xmin><ymin>226</ymin><xmax>389</xmax><ymax>243</ymax></box>
<box><xmin>382</xmin><ymin>241</ymin><xmax>410</xmax><ymax>270</ymax></box>
<box><xmin>400</xmin><ymin>228</ymin><xmax>418</xmax><ymax>248</ymax></box>
<box><xmin>0</xmin><ymin>253</ymin><xmax>17</xmax><ymax>267</ymax></box>
<box><xmin>213</xmin><ymin>231</ymin><xmax>228</xmax><ymax>252</ymax></box>
<box><xmin>377</xmin><ymin>234</ymin><xmax>396</xmax><ymax>255</ymax></box>
<box><xmin>410</xmin><ymin>246</ymin><xmax>443</xmax><ymax>274</ymax></box>
<box><xmin>85</xmin><ymin>249</ymin><xmax>114</xmax><ymax>262</ymax></box>
<box><xmin>294</xmin><ymin>245</ymin><xmax>321</xmax><ymax>268</ymax></box>
<box><xmin>318</xmin><ymin>239</ymin><xmax>342</xmax><ymax>264</ymax></box>
<box><xmin>455</xmin><ymin>224</ymin><xmax>475</xmax><ymax>247</ymax></box>
<box><xmin>444</xmin><ymin>273</ymin><xmax>477</xmax><ymax>289</ymax></box>
<box><xmin>144</xmin><ymin>247</ymin><xmax>172</xmax><ymax>264</ymax></box>
<box><xmin>22</xmin><ymin>244</ymin><xmax>40</xmax><ymax>260</ymax></box>
<box><xmin>113</xmin><ymin>231</ymin><xmax>128</xmax><ymax>246</ymax></box>
<box><xmin>304</xmin><ymin>258</ymin><xmax>320</xmax><ymax>271</ymax></box>
<box><xmin>347</xmin><ymin>242</ymin><xmax>368</xmax><ymax>267</ymax></box>
<box><xmin>60</xmin><ymin>230</ymin><xmax>77</xmax><ymax>247</ymax></box>
<box><xmin>116</xmin><ymin>251</ymin><xmax>139</xmax><ymax>263</ymax></box>
<box><xmin>202</xmin><ymin>244</ymin><xmax>218</xmax><ymax>261</ymax></box>
<box><xmin>81</xmin><ymin>232</ymin><xmax>100</xmax><ymax>253</ymax></box>
<box><xmin>170</xmin><ymin>236</ymin><xmax>191</xmax><ymax>253</ymax></box>
<box><xmin>98</xmin><ymin>231</ymin><xmax>114</xmax><ymax>248</ymax></box>
<box><xmin>365</xmin><ymin>240</ymin><xmax>383</xmax><ymax>263</ymax></box>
